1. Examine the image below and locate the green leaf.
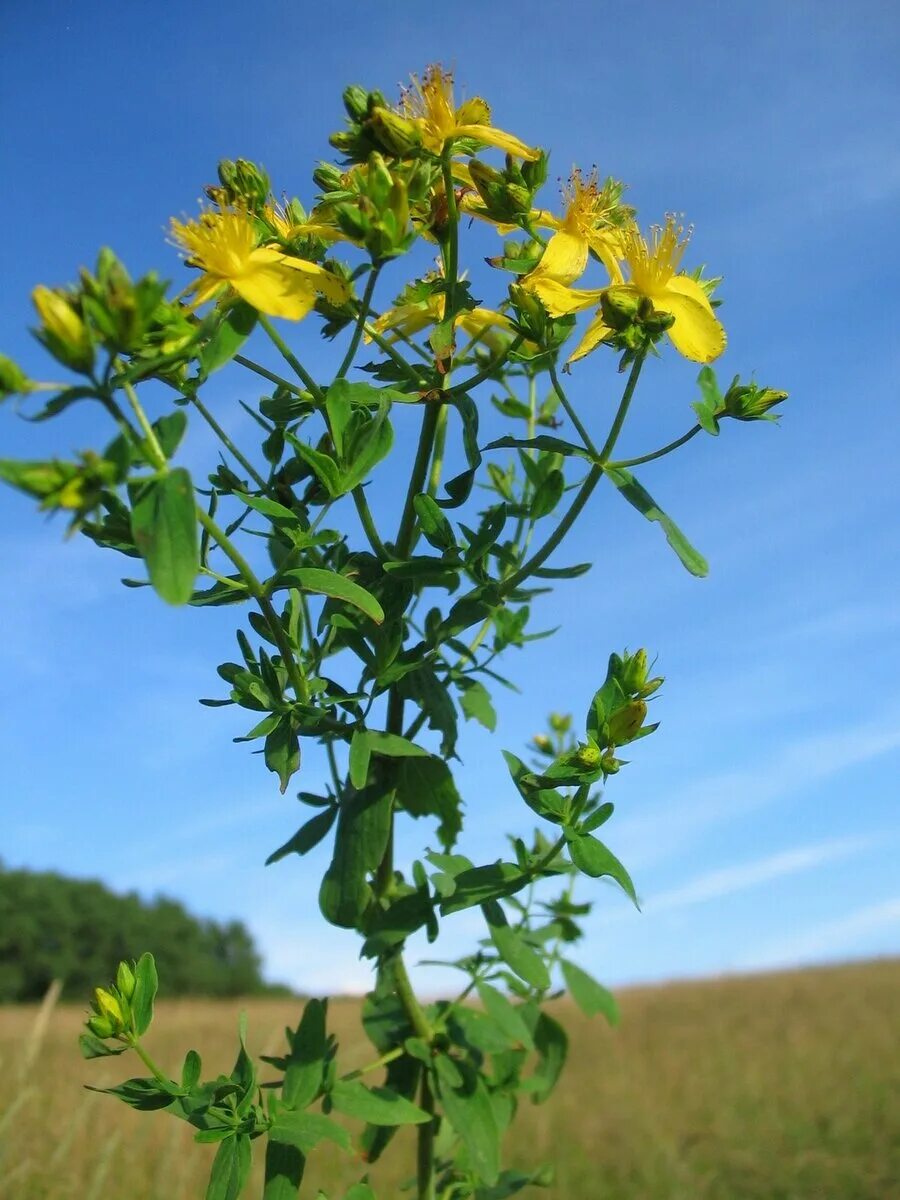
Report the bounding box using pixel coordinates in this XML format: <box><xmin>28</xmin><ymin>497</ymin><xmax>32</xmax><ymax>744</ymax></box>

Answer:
<box><xmin>566</xmin><ymin>832</ymin><xmax>639</xmax><ymax>907</ymax></box>
<box><xmin>440</xmin><ymin>863</ymin><xmax>528</xmax><ymax>914</ymax></box>
<box><xmin>235</xmin><ymin>492</ymin><xmax>300</xmax><ymax>525</ymax></box>
<box><xmin>282</xmin><ymin>998</ymin><xmax>329</xmax><ymax>1110</ymax></box>
<box><xmin>131</xmin><ymin>952</ymin><xmax>158</xmax><ymax>1037</ymax></box>
<box><xmin>319</xmin><ymin>787</ymin><xmax>392</xmax><ymax>928</ymax></box>
<box><xmin>287</xmin><ymin>435</ymin><xmax>344</xmax><ymax>498</ymax></box>
<box><xmin>200</xmin><ymin>302</ymin><xmax>257</xmax><ymax>374</ymax></box>
<box><xmin>349</xmin><ymin>728</ymin><xmax>372</xmax><ymax>790</ymax></box>
<box><xmin>264</xmin><ymin>718</ymin><xmax>301</xmax><ymax>794</ymax></box>
<box><xmin>328</xmin><ymin>1080</ymin><xmax>430</xmax><ymax>1125</ymax></box>
<box><xmin>364</xmin><ymin>730</ymin><xmax>431</xmax><ymax>759</ymax></box>
<box><xmin>79</xmin><ymin>1032</ymin><xmax>128</xmax><ymax>1059</ymax></box>
<box><xmin>561</xmin><ymin>960</ymin><xmax>620</xmax><ymax>1025</ymax></box>
<box><xmin>484</xmin><ymin>434</ymin><xmax>590</xmax><ymax>459</ymax></box>
<box><xmin>153</xmin><ymin>410</ymin><xmax>188</xmax><ymax>459</ymax></box>
<box><xmin>206</xmin><ymin>1134</ymin><xmax>252</xmax><ymax>1200</ymax></box>
<box><xmin>603</xmin><ymin>466</ymin><xmax>708</xmax><ymax>577</ymax></box>
<box><xmin>475</xmin><ymin>982</ymin><xmax>534</xmax><ymax>1049</ymax></box>
<box><xmin>326</xmin><ymin>379</ymin><xmax>418</xmax><ymax>407</ymax></box>
<box><xmin>281</xmin><ymin>567</ymin><xmax>384</xmax><ymax>624</ymax></box>
<box><xmin>458</xmin><ymin>679</ymin><xmax>497</xmax><ymax>732</ymax></box>
<box><xmin>530</xmin><ymin>468</ymin><xmax>564</xmax><ymax>519</ymax></box>
<box><xmin>340</xmin><ymin>407</ymin><xmax>394</xmax><ymax>491</ymax></box>
<box><xmin>263</xmin><ymin>1141</ymin><xmax>305</xmax><ymax>1200</ymax></box>
<box><xmin>324</xmin><ymin>381</ymin><xmax>353</xmax><ymax>459</ymax></box>
<box><xmin>526</xmin><ymin>1011</ymin><xmax>568</xmax><ymax>1104</ymax></box>
<box><xmin>413</xmin><ymin>492</ymin><xmax>457</xmax><ymax>552</ymax></box>
<box><xmin>269</xmin><ymin>1110</ymin><xmax>350</xmax><ymax>1154</ymax></box>
<box><xmin>130</xmin><ymin>468</ymin><xmax>199</xmax><ymax>604</ymax></box>
<box><xmin>438</xmin><ymin>1061</ymin><xmax>501</xmax><ymax>1184</ymax></box>
<box><xmin>266</xmin><ymin>807</ymin><xmax>337</xmax><ymax>865</ymax></box>
<box><xmin>181</xmin><ymin>1049</ymin><xmax>202</xmax><ymax>1090</ymax></box>
<box><xmin>359</xmin><ymin>1056</ymin><xmax>421</xmax><ymax>1164</ymax></box>
<box><xmin>482</xmin><ymin>901</ymin><xmax>550</xmax><ymax>990</ymax></box>
<box><xmin>395</xmin><ymin>756</ymin><xmax>463</xmax><ymax>851</ymax></box>
<box><xmin>345</xmin><ymin>1185</ymin><xmax>376</xmax><ymax>1200</ymax></box>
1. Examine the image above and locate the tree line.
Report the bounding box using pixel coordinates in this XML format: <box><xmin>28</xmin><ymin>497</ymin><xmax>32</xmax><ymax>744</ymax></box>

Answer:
<box><xmin>0</xmin><ymin>863</ymin><xmax>284</xmax><ymax>1002</ymax></box>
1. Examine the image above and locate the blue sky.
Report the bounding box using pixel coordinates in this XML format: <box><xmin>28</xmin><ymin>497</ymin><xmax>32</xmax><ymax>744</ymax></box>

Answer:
<box><xmin>1</xmin><ymin>0</ymin><xmax>899</xmax><ymax>995</ymax></box>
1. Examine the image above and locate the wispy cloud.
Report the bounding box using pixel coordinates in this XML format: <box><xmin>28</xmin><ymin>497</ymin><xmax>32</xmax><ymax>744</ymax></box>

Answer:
<box><xmin>616</xmin><ymin>713</ymin><xmax>900</xmax><ymax>868</ymax></box>
<box><xmin>644</xmin><ymin>835</ymin><xmax>876</xmax><ymax>915</ymax></box>
<box><xmin>736</xmin><ymin>897</ymin><xmax>900</xmax><ymax>971</ymax></box>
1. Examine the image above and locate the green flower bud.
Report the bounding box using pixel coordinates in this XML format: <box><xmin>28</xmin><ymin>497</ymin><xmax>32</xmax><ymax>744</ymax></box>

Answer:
<box><xmin>366</xmin><ymin>152</ymin><xmax>394</xmax><ymax>210</ymax></box>
<box><xmin>574</xmin><ymin>742</ymin><xmax>602</xmax><ymax>769</ymax></box>
<box><xmin>93</xmin><ymin>987</ymin><xmax>125</xmax><ymax>1032</ymax></box>
<box><xmin>116</xmin><ymin>960</ymin><xmax>136</xmax><ymax>1001</ymax></box>
<box><xmin>313</xmin><ymin>162</ymin><xmax>345</xmax><ymax>193</ymax></box>
<box><xmin>366</xmin><ymin>107</ymin><xmax>422</xmax><ymax>157</ymax></box>
<box><xmin>32</xmin><ymin>286</ymin><xmax>94</xmax><ymax>372</ymax></box>
<box><xmin>600</xmin><ymin>287</ymin><xmax>642</xmax><ymax>331</ymax></box>
<box><xmin>607</xmin><ymin>700</ymin><xmax>647</xmax><ymax>744</ymax></box>
<box><xmin>532</xmin><ymin>733</ymin><xmax>553</xmax><ymax>754</ymax></box>
<box><xmin>0</xmin><ymin>354</ymin><xmax>33</xmax><ymax>401</ymax></box>
<box><xmin>87</xmin><ymin>1013</ymin><xmax>116</xmax><ymax>1039</ymax></box>
<box><xmin>723</xmin><ymin>381</ymin><xmax>788</xmax><ymax>422</ymax></box>
<box><xmin>343</xmin><ymin>84</ymin><xmax>371</xmax><ymax>122</ymax></box>
<box><xmin>548</xmin><ymin>712</ymin><xmax>571</xmax><ymax>734</ymax></box>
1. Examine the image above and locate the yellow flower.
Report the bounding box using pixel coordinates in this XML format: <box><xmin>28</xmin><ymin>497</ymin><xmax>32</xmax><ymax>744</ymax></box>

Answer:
<box><xmin>261</xmin><ymin>200</ymin><xmax>354</xmax><ymax>246</ymax></box>
<box><xmin>526</xmin><ymin>169</ymin><xmax>626</xmax><ymax>293</ymax></box>
<box><xmin>368</xmin><ymin>284</ymin><xmax>514</xmax><ymax>353</ymax></box>
<box><xmin>169</xmin><ymin>209</ymin><xmax>348</xmax><ymax>320</ymax></box>
<box><xmin>399</xmin><ymin>65</ymin><xmax>539</xmax><ymax>161</ymax></box>
<box><xmin>537</xmin><ymin>216</ymin><xmax>727</xmax><ymax>365</ymax></box>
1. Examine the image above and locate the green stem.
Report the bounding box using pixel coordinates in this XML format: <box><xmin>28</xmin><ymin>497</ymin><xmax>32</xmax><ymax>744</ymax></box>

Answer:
<box><xmin>188</xmin><ymin>393</ymin><xmax>269</xmax><ymax>491</ymax></box>
<box><xmin>440</xmin><ymin>149</ymin><xmax>460</xmax><ymax>317</ymax></box>
<box><xmin>195</xmin><ymin>507</ymin><xmax>310</xmax><ymax>704</ymax></box>
<box><xmin>451</xmin><ymin>335</ymin><xmax>525</xmax><ymax>396</ymax></box>
<box><xmin>504</xmin><ymin>354</ymin><xmax>646</xmax><ymax>592</ymax></box>
<box><xmin>395</xmin><ymin>404</ymin><xmax>441</xmax><ymax>558</ymax></box>
<box><xmin>549</xmin><ymin>360</ymin><xmax>599</xmax><ymax>458</ymax></box>
<box><xmin>121</xmin><ymin>379</ymin><xmax>167</xmax><ymax>470</ymax></box>
<box><xmin>352</xmin><ymin>486</ymin><xmax>389</xmax><ymax>559</ymax></box>
<box><xmin>129</xmin><ymin>1038</ymin><xmax>171</xmax><ymax>1088</ymax></box>
<box><xmin>258</xmin><ymin>314</ymin><xmax>324</xmax><ymax>403</ymax></box>
<box><xmin>340</xmin><ymin>1045</ymin><xmax>405</xmax><ymax>1083</ymax></box>
<box><xmin>233</xmin><ymin>354</ymin><xmax>309</xmax><ymax>399</ymax></box>
<box><xmin>426</xmin><ymin>405</ymin><xmax>449</xmax><ymax>498</ymax></box>
<box><xmin>597</xmin><ymin>352</ymin><xmax>646</xmax><ymax>464</ymax></box>
<box><xmin>393</xmin><ymin>953</ymin><xmax>432</xmax><ymax>1042</ymax></box>
<box><xmin>417</xmin><ymin>1071</ymin><xmax>437</xmax><ymax>1200</ymax></box>
<box><xmin>336</xmin><ymin>265</ymin><xmax>381</xmax><ymax>380</ymax></box>
<box><xmin>608</xmin><ymin>424</ymin><xmax>701</xmax><ymax>468</ymax></box>
<box><xmin>363</xmin><ymin>322</ymin><xmax>429</xmax><ymax>388</ymax></box>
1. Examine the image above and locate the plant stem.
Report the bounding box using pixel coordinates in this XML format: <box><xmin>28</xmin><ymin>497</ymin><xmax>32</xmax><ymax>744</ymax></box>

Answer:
<box><xmin>363</xmin><ymin>321</ymin><xmax>429</xmax><ymax>388</ymax></box>
<box><xmin>129</xmin><ymin>1038</ymin><xmax>171</xmax><ymax>1088</ymax></box>
<box><xmin>195</xmin><ymin>507</ymin><xmax>310</xmax><ymax>704</ymax></box>
<box><xmin>336</xmin><ymin>265</ymin><xmax>381</xmax><ymax>380</ymax></box>
<box><xmin>549</xmin><ymin>360</ymin><xmax>599</xmax><ymax>458</ymax></box>
<box><xmin>504</xmin><ymin>354</ymin><xmax>646</xmax><ymax>591</ymax></box>
<box><xmin>597</xmin><ymin>352</ymin><xmax>646</xmax><ymax>464</ymax></box>
<box><xmin>121</xmin><ymin>379</ymin><xmax>168</xmax><ymax>470</ymax></box>
<box><xmin>607</xmin><ymin>423</ymin><xmax>701</xmax><ymax>468</ymax></box>
<box><xmin>416</xmin><ymin>1072</ymin><xmax>437</xmax><ymax>1200</ymax></box>
<box><xmin>188</xmin><ymin>393</ymin><xmax>269</xmax><ymax>491</ymax></box>
<box><xmin>426</xmin><ymin>405</ymin><xmax>449</xmax><ymax>498</ymax></box>
<box><xmin>352</xmin><ymin>486</ymin><xmax>389</xmax><ymax>559</ymax></box>
<box><xmin>258</xmin><ymin>314</ymin><xmax>324</xmax><ymax>403</ymax></box>
<box><xmin>340</xmin><ymin>1045</ymin><xmax>405</xmax><ymax>1083</ymax></box>
<box><xmin>234</xmin><ymin>354</ymin><xmax>309</xmax><ymax>398</ymax></box>
<box><xmin>451</xmin><ymin>335</ymin><xmax>525</xmax><ymax>396</ymax></box>
<box><xmin>393</xmin><ymin>953</ymin><xmax>432</xmax><ymax>1042</ymax></box>
<box><xmin>395</xmin><ymin>404</ymin><xmax>441</xmax><ymax>558</ymax></box>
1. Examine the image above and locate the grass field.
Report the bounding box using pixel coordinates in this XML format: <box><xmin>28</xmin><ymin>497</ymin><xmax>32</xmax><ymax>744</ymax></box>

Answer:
<box><xmin>1</xmin><ymin>958</ymin><xmax>897</xmax><ymax>1199</ymax></box>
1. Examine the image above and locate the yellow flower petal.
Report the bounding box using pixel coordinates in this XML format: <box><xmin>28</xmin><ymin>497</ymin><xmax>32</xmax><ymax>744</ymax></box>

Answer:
<box><xmin>659</xmin><ymin>275</ymin><xmax>727</xmax><ymax>363</ymax></box>
<box><xmin>255</xmin><ymin>249</ymin><xmax>349</xmax><ymax>306</ymax></box>
<box><xmin>455</xmin><ymin>96</ymin><xmax>491</xmax><ymax>126</ymax></box>
<box><xmin>531</xmin><ymin>229</ymin><xmax>589</xmax><ymax>286</ymax></box>
<box><xmin>526</xmin><ymin>277</ymin><xmax>605</xmax><ymax>317</ymax></box>
<box><xmin>568</xmin><ymin>311</ymin><xmax>613</xmax><ymax>363</ymax></box>
<box><xmin>231</xmin><ymin>261</ymin><xmax>318</xmax><ymax>321</ymax></box>
<box><xmin>453</xmin><ymin>124</ymin><xmax>540</xmax><ymax>161</ymax></box>
<box><xmin>586</xmin><ymin>229</ymin><xmax>625</xmax><ymax>286</ymax></box>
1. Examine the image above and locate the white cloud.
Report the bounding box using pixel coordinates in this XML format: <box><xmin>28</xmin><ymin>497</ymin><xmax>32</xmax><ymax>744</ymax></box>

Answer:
<box><xmin>616</xmin><ymin>712</ymin><xmax>900</xmax><ymax>868</ymax></box>
<box><xmin>735</xmin><ymin>897</ymin><xmax>900</xmax><ymax>971</ymax></box>
<box><xmin>644</xmin><ymin>834</ymin><xmax>875</xmax><ymax>915</ymax></box>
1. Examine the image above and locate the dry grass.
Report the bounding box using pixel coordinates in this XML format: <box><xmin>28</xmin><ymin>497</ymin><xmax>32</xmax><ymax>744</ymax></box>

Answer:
<box><xmin>1</xmin><ymin>959</ymin><xmax>898</xmax><ymax>1199</ymax></box>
